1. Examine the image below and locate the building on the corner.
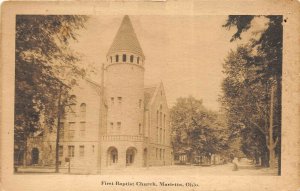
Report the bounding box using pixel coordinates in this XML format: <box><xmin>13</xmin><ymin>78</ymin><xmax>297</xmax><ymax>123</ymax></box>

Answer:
<box><xmin>25</xmin><ymin>15</ymin><xmax>173</xmax><ymax>173</ymax></box>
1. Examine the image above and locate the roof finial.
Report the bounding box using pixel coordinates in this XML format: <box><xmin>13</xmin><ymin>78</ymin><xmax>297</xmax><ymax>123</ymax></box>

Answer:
<box><xmin>107</xmin><ymin>15</ymin><xmax>144</xmax><ymax>57</ymax></box>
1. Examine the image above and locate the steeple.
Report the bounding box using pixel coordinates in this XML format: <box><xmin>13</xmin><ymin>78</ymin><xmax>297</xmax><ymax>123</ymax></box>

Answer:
<box><xmin>107</xmin><ymin>15</ymin><xmax>144</xmax><ymax>58</ymax></box>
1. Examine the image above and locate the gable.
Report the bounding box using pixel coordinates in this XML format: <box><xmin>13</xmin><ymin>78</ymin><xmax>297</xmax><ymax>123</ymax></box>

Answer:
<box><xmin>146</xmin><ymin>82</ymin><xmax>169</xmax><ymax>112</ymax></box>
<box><xmin>144</xmin><ymin>86</ymin><xmax>157</xmax><ymax>109</ymax></box>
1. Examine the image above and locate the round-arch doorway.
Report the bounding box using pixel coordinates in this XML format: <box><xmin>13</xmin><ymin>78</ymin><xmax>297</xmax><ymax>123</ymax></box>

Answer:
<box><xmin>107</xmin><ymin>147</ymin><xmax>118</xmax><ymax>166</ymax></box>
<box><xmin>126</xmin><ymin>147</ymin><xmax>137</xmax><ymax>166</ymax></box>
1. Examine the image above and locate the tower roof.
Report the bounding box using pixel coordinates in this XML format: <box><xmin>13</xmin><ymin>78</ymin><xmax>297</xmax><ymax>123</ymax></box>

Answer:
<box><xmin>107</xmin><ymin>15</ymin><xmax>144</xmax><ymax>57</ymax></box>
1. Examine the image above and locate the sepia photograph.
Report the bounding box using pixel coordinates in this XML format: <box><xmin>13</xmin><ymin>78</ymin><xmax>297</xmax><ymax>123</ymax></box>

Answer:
<box><xmin>1</xmin><ymin>1</ymin><xmax>299</xmax><ymax>191</ymax></box>
<box><xmin>13</xmin><ymin>14</ymin><xmax>282</xmax><ymax>176</ymax></box>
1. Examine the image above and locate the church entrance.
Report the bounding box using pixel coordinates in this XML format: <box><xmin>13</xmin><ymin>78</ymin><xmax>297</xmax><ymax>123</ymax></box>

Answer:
<box><xmin>126</xmin><ymin>147</ymin><xmax>137</xmax><ymax>166</ymax></box>
<box><xmin>31</xmin><ymin>148</ymin><xmax>39</xmax><ymax>165</ymax></box>
<box><xmin>107</xmin><ymin>147</ymin><xmax>118</xmax><ymax>166</ymax></box>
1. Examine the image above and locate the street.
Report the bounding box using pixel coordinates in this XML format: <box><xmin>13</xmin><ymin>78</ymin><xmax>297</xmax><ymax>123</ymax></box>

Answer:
<box><xmin>16</xmin><ymin>163</ymin><xmax>278</xmax><ymax>176</ymax></box>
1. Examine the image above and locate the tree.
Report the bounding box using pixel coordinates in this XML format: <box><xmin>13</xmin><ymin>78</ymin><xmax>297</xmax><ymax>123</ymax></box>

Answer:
<box><xmin>170</xmin><ymin>96</ymin><xmax>228</xmax><ymax>164</ymax></box>
<box><xmin>221</xmin><ymin>14</ymin><xmax>282</xmax><ymax>169</ymax></box>
<box><xmin>220</xmin><ymin>46</ymin><xmax>273</xmax><ymax>166</ymax></box>
<box><xmin>223</xmin><ymin>16</ymin><xmax>282</xmax><ymax>170</ymax></box>
<box><xmin>15</xmin><ymin>15</ymin><xmax>88</xmax><ymax>168</ymax></box>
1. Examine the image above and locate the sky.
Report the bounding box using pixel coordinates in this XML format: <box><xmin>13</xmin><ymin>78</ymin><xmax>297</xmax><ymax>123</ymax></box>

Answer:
<box><xmin>70</xmin><ymin>15</ymin><xmax>266</xmax><ymax>111</ymax></box>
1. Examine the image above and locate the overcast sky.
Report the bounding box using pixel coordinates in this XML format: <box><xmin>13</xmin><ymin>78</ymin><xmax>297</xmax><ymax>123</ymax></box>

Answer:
<box><xmin>71</xmin><ymin>15</ymin><xmax>266</xmax><ymax>111</ymax></box>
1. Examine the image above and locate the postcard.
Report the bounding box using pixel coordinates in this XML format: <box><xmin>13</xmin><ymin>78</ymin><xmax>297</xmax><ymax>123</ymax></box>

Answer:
<box><xmin>1</xmin><ymin>0</ymin><xmax>299</xmax><ymax>191</ymax></box>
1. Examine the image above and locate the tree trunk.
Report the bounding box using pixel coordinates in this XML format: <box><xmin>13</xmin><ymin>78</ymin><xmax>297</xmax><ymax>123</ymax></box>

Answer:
<box><xmin>261</xmin><ymin>150</ymin><xmax>269</xmax><ymax>167</ymax></box>
<box><xmin>254</xmin><ymin>151</ymin><xmax>260</xmax><ymax>165</ymax></box>
<box><xmin>268</xmin><ymin>83</ymin><xmax>277</xmax><ymax>169</ymax></box>
<box><xmin>275</xmin><ymin>75</ymin><xmax>282</xmax><ymax>175</ymax></box>
<box><xmin>22</xmin><ymin>133</ymin><xmax>28</xmax><ymax>166</ymax></box>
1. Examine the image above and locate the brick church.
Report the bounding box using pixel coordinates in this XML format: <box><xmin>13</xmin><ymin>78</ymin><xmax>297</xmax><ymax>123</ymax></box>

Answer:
<box><xmin>25</xmin><ymin>15</ymin><xmax>173</xmax><ymax>173</ymax></box>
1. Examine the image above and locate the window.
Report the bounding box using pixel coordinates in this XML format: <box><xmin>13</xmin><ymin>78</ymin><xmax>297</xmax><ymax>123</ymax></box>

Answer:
<box><xmin>111</xmin><ymin>97</ymin><xmax>114</xmax><ymax>105</ymax></box>
<box><xmin>59</xmin><ymin>122</ymin><xmax>64</xmax><ymax>139</ymax></box>
<box><xmin>110</xmin><ymin>122</ymin><xmax>114</xmax><ymax>129</ymax></box>
<box><xmin>123</xmin><ymin>54</ymin><xmax>126</xmax><ymax>62</ymax></box>
<box><xmin>157</xmin><ymin>111</ymin><xmax>159</xmax><ymax>126</ymax></box>
<box><xmin>69</xmin><ymin>106</ymin><xmax>76</xmax><ymax>121</ymax></box>
<box><xmin>49</xmin><ymin>145</ymin><xmax>52</xmax><ymax>153</ymax></box>
<box><xmin>118</xmin><ymin>97</ymin><xmax>122</xmax><ymax>104</ymax></box>
<box><xmin>130</xmin><ymin>55</ymin><xmax>134</xmax><ymax>63</ymax></box>
<box><xmin>160</xmin><ymin>128</ymin><xmax>162</xmax><ymax>143</ymax></box>
<box><xmin>139</xmin><ymin>99</ymin><xmax>142</xmax><ymax>108</ymax></box>
<box><xmin>79</xmin><ymin>145</ymin><xmax>84</xmax><ymax>157</ymax></box>
<box><xmin>59</xmin><ymin>146</ymin><xmax>63</xmax><ymax>157</ymax></box>
<box><xmin>157</xmin><ymin>127</ymin><xmax>159</xmax><ymax>142</ymax></box>
<box><xmin>160</xmin><ymin>149</ymin><xmax>162</xmax><ymax>160</ymax></box>
<box><xmin>80</xmin><ymin>122</ymin><xmax>85</xmax><ymax>137</ymax></box>
<box><xmin>69</xmin><ymin>95</ymin><xmax>77</xmax><ymax>121</ymax></box>
<box><xmin>139</xmin><ymin>123</ymin><xmax>142</xmax><ymax>134</ymax></box>
<box><xmin>160</xmin><ymin>112</ymin><xmax>162</xmax><ymax>127</ymax></box>
<box><xmin>117</xmin><ymin>122</ymin><xmax>121</xmax><ymax>129</ymax></box>
<box><xmin>68</xmin><ymin>122</ymin><xmax>75</xmax><ymax>139</ymax></box>
<box><xmin>68</xmin><ymin>145</ymin><xmax>75</xmax><ymax>157</ymax></box>
<box><xmin>116</xmin><ymin>55</ymin><xmax>119</xmax><ymax>62</ymax></box>
<box><xmin>163</xmin><ymin>129</ymin><xmax>165</xmax><ymax>144</ymax></box>
<box><xmin>137</xmin><ymin>57</ymin><xmax>139</xmax><ymax>64</ymax></box>
<box><xmin>92</xmin><ymin>145</ymin><xmax>95</xmax><ymax>153</ymax></box>
<box><xmin>163</xmin><ymin>149</ymin><xmax>165</xmax><ymax>159</ymax></box>
<box><xmin>164</xmin><ymin>114</ymin><xmax>166</xmax><ymax>129</ymax></box>
<box><xmin>70</xmin><ymin>103</ymin><xmax>76</xmax><ymax>114</ymax></box>
<box><xmin>80</xmin><ymin>103</ymin><xmax>86</xmax><ymax>121</ymax></box>
<box><xmin>156</xmin><ymin>148</ymin><xmax>158</xmax><ymax>159</ymax></box>
<box><xmin>110</xmin><ymin>56</ymin><xmax>112</xmax><ymax>63</ymax></box>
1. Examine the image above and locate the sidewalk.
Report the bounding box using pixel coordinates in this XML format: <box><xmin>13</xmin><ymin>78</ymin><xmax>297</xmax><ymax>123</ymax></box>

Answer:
<box><xmin>15</xmin><ymin>163</ymin><xmax>278</xmax><ymax>176</ymax></box>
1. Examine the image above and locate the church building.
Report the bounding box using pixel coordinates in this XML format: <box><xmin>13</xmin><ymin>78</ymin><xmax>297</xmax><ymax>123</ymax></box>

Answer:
<box><xmin>25</xmin><ymin>15</ymin><xmax>173</xmax><ymax>173</ymax></box>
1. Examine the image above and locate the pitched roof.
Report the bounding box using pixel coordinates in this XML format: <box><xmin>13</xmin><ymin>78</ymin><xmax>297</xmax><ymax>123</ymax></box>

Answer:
<box><xmin>144</xmin><ymin>86</ymin><xmax>157</xmax><ymax>108</ymax></box>
<box><xmin>107</xmin><ymin>15</ymin><xmax>144</xmax><ymax>57</ymax></box>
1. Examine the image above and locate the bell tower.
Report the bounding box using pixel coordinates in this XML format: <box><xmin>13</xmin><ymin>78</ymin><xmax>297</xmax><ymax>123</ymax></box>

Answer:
<box><xmin>105</xmin><ymin>15</ymin><xmax>145</xmax><ymax>136</ymax></box>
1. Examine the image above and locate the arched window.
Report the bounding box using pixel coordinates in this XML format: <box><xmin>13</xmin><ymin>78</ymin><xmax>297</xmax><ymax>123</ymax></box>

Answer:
<box><xmin>164</xmin><ymin>114</ymin><xmax>166</xmax><ymax>129</ymax></box>
<box><xmin>110</xmin><ymin>56</ymin><xmax>112</xmax><ymax>63</ymax></box>
<box><xmin>137</xmin><ymin>57</ymin><xmax>139</xmax><ymax>64</ymax></box>
<box><xmin>139</xmin><ymin>123</ymin><xmax>142</xmax><ymax>134</ymax></box>
<box><xmin>117</xmin><ymin>122</ymin><xmax>121</xmax><ymax>129</ymax></box>
<box><xmin>160</xmin><ymin>112</ymin><xmax>162</xmax><ymax>127</ymax></box>
<box><xmin>69</xmin><ymin>95</ymin><xmax>76</xmax><ymax>121</ymax></box>
<box><xmin>116</xmin><ymin>55</ymin><xmax>119</xmax><ymax>62</ymax></box>
<box><xmin>80</xmin><ymin>103</ymin><xmax>86</xmax><ymax>121</ymax></box>
<box><xmin>130</xmin><ymin>55</ymin><xmax>134</xmax><ymax>63</ymax></box>
<box><xmin>126</xmin><ymin>147</ymin><xmax>137</xmax><ymax>166</ymax></box>
<box><xmin>157</xmin><ymin>111</ymin><xmax>159</xmax><ymax>126</ymax></box>
<box><xmin>163</xmin><ymin>129</ymin><xmax>165</xmax><ymax>144</ymax></box>
<box><xmin>156</xmin><ymin>127</ymin><xmax>159</xmax><ymax>143</ymax></box>
<box><xmin>123</xmin><ymin>54</ymin><xmax>126</xmax><ymax>62</ymax></box>
<box><xmin>107</xmin><ymin>147</ymin><xmax>118</xmax><ymax>165</ymax></box>
<box><xmin>160</xmin><ymin>128</ymin><xmax>162</xmax><ymax>143</ymax></box>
